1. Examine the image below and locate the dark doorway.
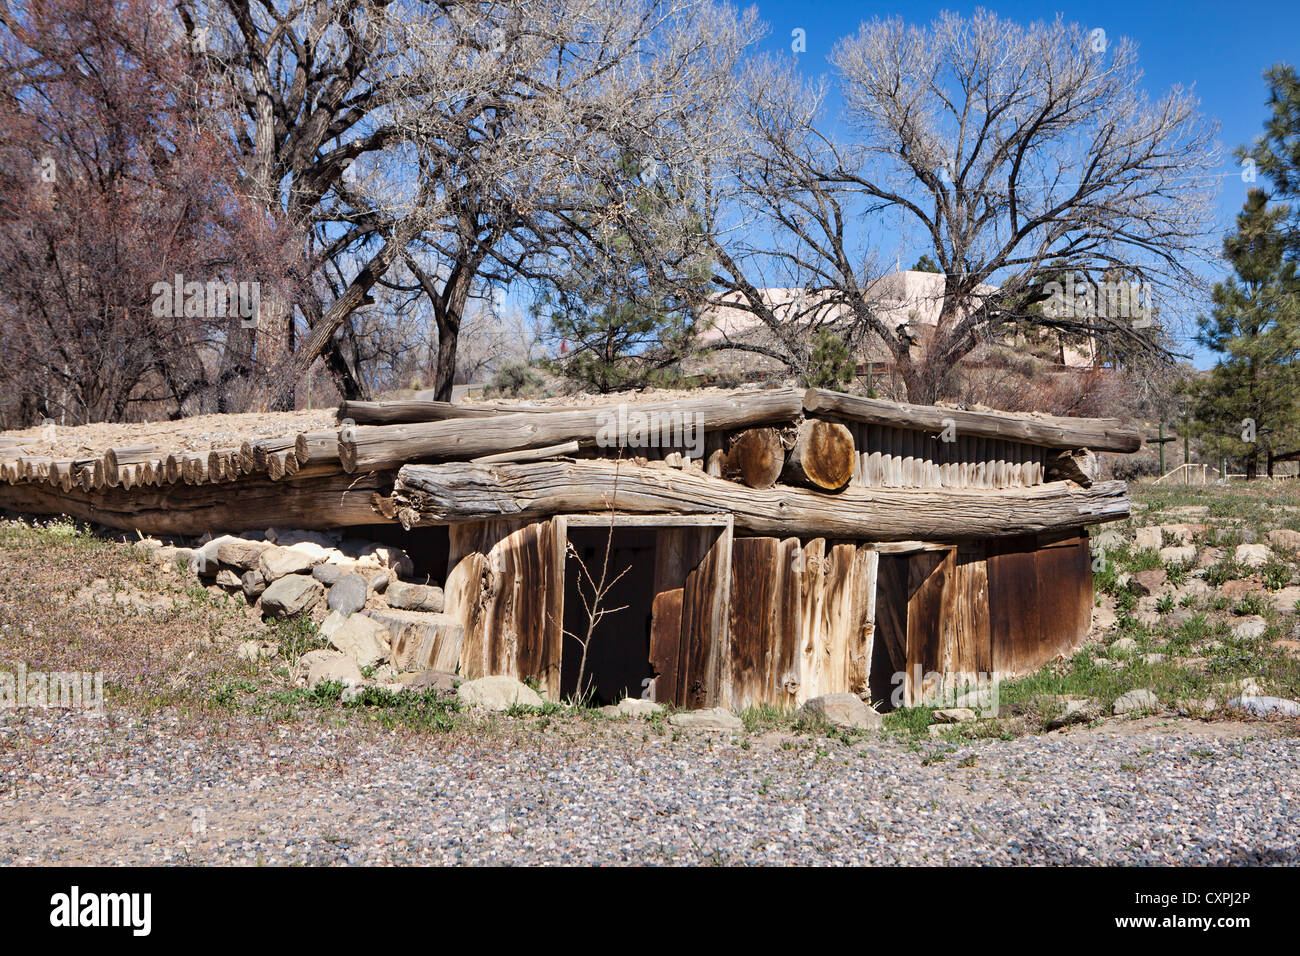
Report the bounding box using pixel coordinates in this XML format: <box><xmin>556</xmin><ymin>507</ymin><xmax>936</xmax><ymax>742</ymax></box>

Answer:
<box><xmin>560</xmin><ymin>527</ymin><xmax>657</xmax><ymax>705</ymax></box>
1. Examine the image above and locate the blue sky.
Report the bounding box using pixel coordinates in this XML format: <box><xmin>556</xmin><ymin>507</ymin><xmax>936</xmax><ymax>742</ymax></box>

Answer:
<box><xmin>746</xmin><ymin>0</ymin><xmax>1299</xmax><ymax>367</ymax></box>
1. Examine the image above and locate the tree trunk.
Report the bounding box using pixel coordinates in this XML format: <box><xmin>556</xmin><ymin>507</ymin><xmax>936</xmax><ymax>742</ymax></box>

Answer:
<box><xmin>391</xmin><ymin>459</ymin><xmax>1130</xmax><ymax>540</ymax></box>
<box><xmin>780</xmin><ymin>419</ymin><xmax>856</xmax><ymax>490</ymax></box>
<box><xmin>723</xmin><ymin>428</ymin><xmax>785</xmax><ymax>488</ymax></box>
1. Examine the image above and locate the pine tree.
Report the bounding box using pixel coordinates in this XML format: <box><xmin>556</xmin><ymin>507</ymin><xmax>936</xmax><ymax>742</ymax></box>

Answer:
<box><xmin>1249</xmin><ymin>64</ymin><xmax>1300</xmax><ymax>256</ymax></box>
<box><xmin>542</xmin><ymin>155</ymin><xmax>707</xmax><ymax>393</ymax></box>
<box><xmin>1190</xmin><ymin>189</ymin><xmax>1300</xmax><ymax>477</ymax></box>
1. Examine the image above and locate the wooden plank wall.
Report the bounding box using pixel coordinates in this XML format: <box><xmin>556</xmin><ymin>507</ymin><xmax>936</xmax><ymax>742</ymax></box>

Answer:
<box><xmin>445</xmin><ymin>518</ymin><xmax>564</xmax><ymax>697</ymax></box>
<box><xmin>727</xmin><ymin>537</ymin><xmax>878</xmax><ymax>708</ymax></box>
<box><xmin>843</xmin><ymin>424</ymin><xmax>1045</xmax><ymax>489</ymax></box>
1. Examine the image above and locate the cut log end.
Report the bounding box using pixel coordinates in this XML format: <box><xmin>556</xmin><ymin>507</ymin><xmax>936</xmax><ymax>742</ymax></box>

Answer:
<box><xmin>782</xmin><ymin>419</ymin><xmax>855</xmax><ymax>491</ymax></box>
<box><xmin>723</xmin><ymin>427</ymin><xmax>785</xmax><ymax>489</ymax></box>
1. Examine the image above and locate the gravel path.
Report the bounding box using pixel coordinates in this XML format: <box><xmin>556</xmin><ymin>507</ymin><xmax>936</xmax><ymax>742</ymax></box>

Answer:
<box><xmin>2</xmin><ymin>710</ymin><xmax>1295</xmax><ymax>865</ymax></box>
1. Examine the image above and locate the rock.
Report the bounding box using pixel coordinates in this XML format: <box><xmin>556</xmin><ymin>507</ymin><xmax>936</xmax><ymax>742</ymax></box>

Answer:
<box><xmin>1274</xmin><ymin>638</ymin><xmax>1300</xmax><ymax>657</ymax></box>
<box><xmin>1109</xmin><ymin>636</ymin><xmax>1137</xmax><ymax>653</ymax></box>
<box><xmin>235</xmin><ymin>640</ymin><xmax>264</xmax><ymax>662</ymax></box>
<box><xmin>1196</xmin><ymin>547</ymin><xmax>1224</xmax><ymax>569</ymax></box>
<box><xmin>1266</xmin><ymin>528</ymin><xmax>1300</xmax><ymax>551</ymax></box>
<box><xmin>319</xmin><ymin>609</ymin><xmax>348</xmax><ymax>640</ymax></box>
<box><xmin>1163</xmin><ymin>608</ymin><xmax>1196</xmax><ymax>629</ymax></box>
<box><xmin>1234</xmin><ymin>544</ymin><xmax>1272</xmax><ymax>569</ymax></box>
<box><xmin>1133</xmin><ymin>527</ymin><xmax>1162</xmax><ymax>551</ymax></box>
<box><xmin>1142</xmin><ymin>652</ymin><xmax>1166</xmax><ymax>665</ymax></box>
<box><xmin>1130</xmin><ymin>569</ymin><xmax>1167</xmax><ymax>595</ymax></box>
<box><xmin>405</xmin><ymin>669</ymin><xmax>459</xmax><ymax>694</ymax></box>
<box><xmin>932</xmin><ymin>707</ymin><xmax>977</xmax><ymax>724</ymax></box>
<box><xmin>1238</xmin><ymin>528</ymin><xmax>1259</xmax><ymax>544</ymax></box>
<box><xmin>342</xmin><ymin>541</ymin><xmax>414</xmax><ymax>578</ymax></box>
<box><xmin>1113</xmin><ymin>688</ymin><xmax>1159</xmax><ymax>715</ymax></box>
<box><xmin>307</xmin><ymin>654</ymin><xmax>362</xmax><ymax>690</ymax></box>
<box><xmin>1268</xmin><ymin>586</ymin><xmax>1300</xmax><ymax>614</ymax></box>
<box><xmin>327</xmin><ymin>614</ymin><xmax>391</xmax><ymax>669</ymax></box>
<box><xmin>1231</xmin><ymin>616</ymin><xmax>1268</xmax><ymax>640</ymax></box>
<box><xmin>1092</xmin><ymin>604</ymin><xmax>1117</xmax><ymax>632</ymax></box>
<box><xmin>259</xmin><ymin>574</ymin><xmax>324</xmax><ymax>619</ymax></box>
<box><xmin>1159</xmin><ymin>545</ymin><xmax>1197</xmax><ymax>565</ymax></box>
<box><xmin>798</xmin><ymin>693</ymin><xmax>883</xmax><ymax>730</ymax></box>
<box><xmin>1176</xmin><ymin>579</ymin><xmax>1211</xmax><ymax>601</ymax></box>
<box><xmin>1225</xmin><ymin>695</ymin><xmax>1300</xmax><ymax>718</ymax></box>
<box><xmin>1159</xmin><ymin>523</ymin><xmax>1201</xmax><ymax>545</ymax></box>
<box><xmin>1221</xmin><ymin>580</ymin><xmax>1260</xmax><ymax>600</ymax></box>
<box><xmin>599</xmin><ymin>697</ymin><xmax>665</xmax><ymax>719</ymax></box>
<box><xmin>368</xmin><ymin>571</ymin><xmax>391</xmax><ymax>593</ymax></box>
<box><xmin>365</xmin><ymin>608</ymin><xmax>463</xmax><ymax>672</ymax></box>
<box><xmin>327</xmin><ymin>575</ymin><xmax>368</xmax><ymax>616</ymax></box>
<box><xmin>456</xmin><ymin>676</ymin><xmax>544</xmax><ymax>711</ymax></box>
<box><xmin>667</xmin><ymin>707</ymin><xmax>745</xmax><ymax>732</ymax></box>
<box><xmin>384</xmin><ymin>580</ymin><xmax>445</xmax><ymax>612</ymax></box>
<box><xmin>312</xmin><ymin>563</ymin><xmax>344</xmax><ymax>586</ymax></box>
<box><xmin>1175</xmin><ymin>696</ymin><xmax>1219</xmax><ymax>716</ymax></box>
<box><xmin>1091</xmin><ymin>528</ymin><xmax>1126</xmax><ymax>553</ymax></box>
<box><xmin>293</xmin><ymin>649</ymin><xmax>343</xmax><ymax>685</ymax></box>
<box><xmin>214</xmin><ymin>568</ymin><xmax>242</xmax><ymax>589</ymax></box>
<box><xmin>258</xmin><ymin>545</ymin><xmax>325</xmax><ymax>582</ymax></box>
<box><xmin>240</xmin><ymin>569</ymin><xmax>267</xmax><ymax>600</ymax></box>
<box><xmin>1215</xmin><ymin>677</ymin><xmax>1263</xmax><ymax>698</ymax></box>
<box><xmin>1039</xmin><ymin>696</ymin><xmax>1104</xmax><ymax>729</ymax></box>
<box><xmin>215</xmin><ymin>538</ymin><xmax>270</xmax><ymax>571</ymax></box>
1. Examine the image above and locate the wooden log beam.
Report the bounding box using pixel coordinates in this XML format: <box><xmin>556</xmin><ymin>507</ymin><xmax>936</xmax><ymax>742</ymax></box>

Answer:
<box><xmin>390</xmin><ymin>459</ymin><xmax>1129</xmax><ymax>540</ymax></box>
<box><xmin>104</xmin><ymin>446</ymin><xmax>157</xmax><ymax>487</ymax></box>
<box><xmin>0</xmin><ymin>469</ymin><xmax>399</xmax><ymax>535</ymax></box>
<box><xmin>340</xmin><ymin>387</ymin><xmax>805</xmax><ymax>473</ymax></box>
<box><xmin>337</xmin><ymin>399</ymin><xmax>582</xmax><ymax>425</ymax></box>
<box><xmin>780</xmin><ymin>419</ymin><xmax>855</xmax><ymax>491</ymax></box>
<box><xmin>802</xmin><ymin>388</ymin><xmax>1142</xmax><ymax>453</ymax></box>
<box><xmin>471</xmin><ymin>440</ymin><xmax>581</xmax><ymax>464</ymax></box>
<box><xmin>295</xmin><ymin>431</ymin><xmax>339</xmax><ymax>464</ymax></box>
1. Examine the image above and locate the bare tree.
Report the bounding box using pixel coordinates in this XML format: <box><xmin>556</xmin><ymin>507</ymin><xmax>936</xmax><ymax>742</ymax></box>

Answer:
<box><xmin>699</xmin><ymin>11</ymin><xmax>1221</xmax><ymax>403</ymax></box>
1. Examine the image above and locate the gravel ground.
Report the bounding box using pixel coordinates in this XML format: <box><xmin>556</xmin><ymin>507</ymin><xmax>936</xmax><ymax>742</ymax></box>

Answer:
<box><xmin>2</xmin><ymin>709</ymin><xmax>1295</xmax><ymax>865</ymax></box>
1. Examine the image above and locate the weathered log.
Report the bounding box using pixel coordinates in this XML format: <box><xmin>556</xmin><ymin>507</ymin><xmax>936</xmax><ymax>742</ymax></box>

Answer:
<box><xmin>723</xmin><ymin>428</ymin><xmax>784</xmax><ymax>488</ymax></box>
<box><xmin>391</xmin><ymin>460</ymin><xmax>1129</xmax><ymax>540</ymax></box>
<box><xmin>336</xmin><ymin>398</ymin><xmax>583</xmax><ymax>425</ymax></box>
<box><xmin>252</xmin><ymin>437</ymin><xmax>296</xmax><ymax>472</ymax></box>
<box><xmin>780</xmin><ymin>419</ymin><xmax>855</xmax><ymax>491</ymax></box>
<box><xmin>471</xmin><ymin>440</ymin><xmax>581</xmax><ymax>464</ymax></box>
<box><xmin>165</xmin><ymin>453</ymin><xmax>184</xmax><ymax>484</ymax></box>
<box><xmin>1044</xmin><ymin>448</ymin><xmax>1099</xmax><ymax>487</ymax></box>
<box><xmin>294</xmin><ymin>431</ymin><xmax>339</xmax><ymax>464</ymax></box>
<box><xmin>266</xmin><ymin>450</ymin><xmax>299</xmax><ymax>480</ymax></box>
<box><xmin>802</xmin><ymin>388</ymin><xmax>1142</xmax><ymax>453</ymax></box>
<box><xmin>340</xmin><ymin>387</ymin><xmax>805</xmax><ymax>473</ymax></box>
<box><xmin>0</xmin><ymin>469</ymin><xmax>400</xmax><ymax>535</ymax></box>
<box><xmin>103</xmin><ymin>446</ymin><xmax>157</xmax><ymax>487</ymax></box>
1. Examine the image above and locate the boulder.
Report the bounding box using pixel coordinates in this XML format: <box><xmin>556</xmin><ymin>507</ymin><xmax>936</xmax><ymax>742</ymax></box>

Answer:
<box><xmin>1159</xmin><ymin>545</ymin><xmax>1197</xmax><ymax>565</ymax></box>
<box><xmin>1038</xmin><ymin>696</ymin><xmax>1104</xmax><ymax>729</ymax></box>
<box><xmin>258</xmin><ymin>545</ymin><xmax>325</xmax><ymax>582</ymax></box>
<box><xmin>1225</xmin><ymin>695</ymin><xmax>1300</xmax><ymax>718</ymax></box>
<box><xmin>328</xmin><ymin>614</ymin><xmax>391</xmax><ymax>669</ymax></box>
<box><xmin>215</xmin><ymin>538</ymin><xmax>270</xmax><ymax>571</ymax></box>
<box><xmin>456</xmin><ymin>676</ymin><xmax>544</xmax><ymax>711</ymax></box>
<box><xmin>1109</xmin><ymin>636</ymin><xmax>1137</xmax><ymax>654</ymax></box>
<box><xmin>214</xmin><ymin>568</ymin><xmax>242</xmax><ymax>589</ymax></box>
<box><xmin>342</xmin><ymin>541</ymin><xmax>414</xmax><ymax>577</ymax></box>
<box><xmin>1130</xmin><ymin>569</ymin><xmax>1167</xmax><ymax>596</ymax></box>
<box><xmin>1091</xmin><ymin>528</ymin><xmax>1126</xmax><ymax>554</ymax></box>
<box><xmin>1092</xmin><ymin>604</ymin><xmax>1117</xmax><ymax>632</ymax></box>
<box><xmin>365</xmin><ymin>608</ymin><xmax>463</xmax><ymax>672</ymax></box>
<box><xmin>404</xmin><ymin>669</ymin><xmax>459</xmax><ymax>694</ymax></box>
<box><xmin>293</xmin><ymin>649</ymin><xmax>343</xmax><ymax>685</ymax></box>
<box><xmin>312</xmin><ymin>563</ymin><xmax>345</xmax><ymax>587</ymax></box>
<box><xmin>1268</xmin><ymin>586</ymin><xmax>1300</xmax><ymax>614</ymax></box>
<box><xmin>667</xmin><ymin>707</ymin><xmax>745</xmax><ymax>732</ymax></box>
<box><xmin>798</xmin><ymin>693</ymin><xmax>883</xmax><ymax>730</ymax></box>
<box><xmin>1196</xmin><ymin>547</ymin><xmax>1225</xmax><ymax>569</ymax></box>
<box><xmin>307</xmin><ymin>653</ymin><xmax>362</xmax><ymax>690</ymax></box>
<box><xmin>1231</xmin><ymin>616</ymin><xmax>1268</xmax><ymax>640</ymax></box>
<box><xmin>599</xmin><ymin>697</ymin><xmax>665</xmax><ymax>719</ymax></box>
<box><xmin>1112</xmin><ymin>688</ymin><xmax>1159</xmax><ymax>715</ymax></box>
<box><xmin>1220</xmin><ymin>580</ymin><xmax>1260</xmax><ymax>600</ymax></box>
<box><xmin>235</xmin><ymin>640</ymin><xmax>264</xmax><ymax>662</ymax></box>
<box><xmin>1234</xmin><ymin>543</ymin><xmax>1272</xmax><ymax>569</ymax></box>
<box><xmin>259</xmin><ymin>574</ymin><xmax>324</xmax><ymax>619</ymax></box>
<box><xmin>384</xmin><ymin>581</ymin><xmax>445</xmax><ymax>613</ymax></box>
<box><xmin>319</xmin><ymin>609</ymin><xmax>348</xmax><ymax>640</ymax></box>
<box><xmin>1133</xmin><ymin>527</ymin><xmax>1162</xmax><ymax>551</ymax></box>
<box><xmin>368</xmin><ymin>571</ymin><xmax>391</xmax><ymax>593</ymax></box>
<box><xmin>241</xmin><ymin>569</ymin><xmax>267</xmax><ymax>600</ymax></box>
<box><xmin>1266</xmin><ymin>528</ymin><xmax>1300</xmax><ymax>551</ymax></box>
<box><xmin>932</xmin><ymin>707</ymin><xmax>977</xmax><ymax>724</ymax></box>
<box><xmin>1158</xmin><ymin>523</ymin><xmax>1201</xmax><ymax>545</ymax></box>
<box><xmin>327</xmin><ymin>575</ymin><xmax>368</xmax><ymax>616</ymax></box>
